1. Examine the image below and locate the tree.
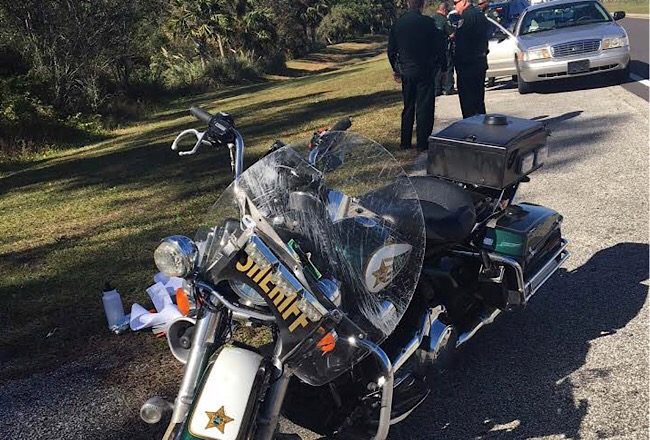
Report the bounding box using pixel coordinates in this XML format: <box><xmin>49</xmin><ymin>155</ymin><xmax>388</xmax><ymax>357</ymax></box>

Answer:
<box><xmin>0</xmin><ymin>0</ymin><xmax>163</xmax><ymax>113</ymax></box>
<box><xmin>302</xmin><ymin>1</ymin><xmax>329</xmax><ymax>44</ymax></box>
<box><xmin>168</xmin><ymin>0</ymin><xmax>233</xmax><ymax>61</ymax></box>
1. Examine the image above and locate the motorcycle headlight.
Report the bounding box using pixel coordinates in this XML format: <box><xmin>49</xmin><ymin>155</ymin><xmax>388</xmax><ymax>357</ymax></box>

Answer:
<box><xmin>154</xmin><ymin>236</ymin><xmax>199</xmax><ymax>278</ymax></box>
<box><xmin>602</xmin><ymin>35</ymin><xmax>628</xmax><ymax>50</ymax></box>
<box><xmin>230</xmin><ymin>280</ymin><xmax>267</xmax><ymax>307</ymax></box>
<box><xmin>524</xmin><ymin>46</ymin><xmax>552</xmax><ymax>61</ymax></box>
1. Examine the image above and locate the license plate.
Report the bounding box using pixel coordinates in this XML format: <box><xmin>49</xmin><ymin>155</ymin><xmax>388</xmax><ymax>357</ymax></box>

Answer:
<box><xmin>568</xmin><ymin>59</ymin><xmax>590</xmax><ymax>74</ymax></box>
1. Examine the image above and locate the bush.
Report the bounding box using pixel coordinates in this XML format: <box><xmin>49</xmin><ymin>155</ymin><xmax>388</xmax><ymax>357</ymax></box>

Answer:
<box><xmin>0</xmin><ymin>77</ymin><xmax>99</xmax><ymax>158</ymax></box>
<box><xmin>317</xmin><ymin>5</ymin><xmax>361</xmax><ymax>44</ymax></box>
<box><xmin>205</xmin><ymin>55</ymin><xmax>263</xmax><ymax>85</ymax></box>
<box><xmin>317</xmin><ymin>1</ymin><xmax>397</xmax><ymax>44</ymax></box>
<box><xmin>0</xmin><ymin>45</ymin><xmax>28</xmax><ymax>77</ymax></box>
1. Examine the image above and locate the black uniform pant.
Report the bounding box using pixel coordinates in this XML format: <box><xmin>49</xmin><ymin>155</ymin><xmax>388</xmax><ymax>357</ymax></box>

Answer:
<box><xmin>435</xmin><ymin>48</ymin><xmax>455</xmax><ymax>94</ymax></box>
<box><xmin>456</xmin><ymin>60</ymin><xmax>487</xmax><ymax>118</ymax></box>
<box><xmin>401</xmin><ymin>75</ymin><xmax>435</xmax><ymax>150</ymax></box>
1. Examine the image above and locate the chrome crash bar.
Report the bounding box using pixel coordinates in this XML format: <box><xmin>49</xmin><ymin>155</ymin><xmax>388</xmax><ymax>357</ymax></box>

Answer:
<box><xmin>488</xmin><ymin>238</ymin><xmax>570</xmax><ymax>304</ymax></box>
<box><xmin>455</xmin><ymin>239</ymin><xmax>570</xmax><ymax>347</ymax></box>
<box><xmin>352</xmin><ymin>337</ymin><xmax>393</xmax><ymax>440</ymax></box>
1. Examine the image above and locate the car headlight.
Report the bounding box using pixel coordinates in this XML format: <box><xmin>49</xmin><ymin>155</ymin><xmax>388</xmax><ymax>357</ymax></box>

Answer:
<box><xmin>602</xmin><ymin>35</ymin><xmax>628</xmax><ymax>50</ymax></box>
<box><xmin>523</xmin><ymin>46</ymin><xmax>552</xmax><ymax>61</ymax></box>
<box><xmin>154</xmin><ymin>236</ymin><xmax>199</xmax><ymax>278</ymax></box>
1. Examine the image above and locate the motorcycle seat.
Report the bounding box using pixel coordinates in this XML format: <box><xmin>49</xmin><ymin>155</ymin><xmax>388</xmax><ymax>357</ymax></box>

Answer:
<box><xmin>358</xmin><ymin>176</ymin><xmax>476</xmax><ymax>245</ymax></box>
<box><xmin>406</xmin><ymin>176</ymin><xmax>477</xmax><ymax>244</ymax></box>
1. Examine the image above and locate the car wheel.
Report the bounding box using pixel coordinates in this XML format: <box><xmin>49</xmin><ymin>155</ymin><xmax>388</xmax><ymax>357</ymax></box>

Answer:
<box><xmin>515</xmin><ymin>59</ymin><xmax>534</xmax><ymax>94</ymax></box>
<box><xmin>615</xmin><ymin>64</ymin><xmax>630</xmax><ymax>84</ymax></box>
<box><xmin>517</xmin><ymin>76</ymin><xmax>533</xmax><ymax>94</ymax></box>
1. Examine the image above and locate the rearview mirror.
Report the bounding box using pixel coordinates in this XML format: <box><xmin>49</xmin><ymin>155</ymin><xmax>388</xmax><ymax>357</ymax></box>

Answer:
<box><xmin>612</xmin><ymin>11</ymin><xmax>625</xmax><ymax>20</ymax></box>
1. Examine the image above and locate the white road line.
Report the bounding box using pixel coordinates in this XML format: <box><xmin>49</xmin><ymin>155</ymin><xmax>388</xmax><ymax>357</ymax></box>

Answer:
<box><xmin>629</xmin><ymin>73</ymin><xmax>650</xmax><ymax>87</ymax></box>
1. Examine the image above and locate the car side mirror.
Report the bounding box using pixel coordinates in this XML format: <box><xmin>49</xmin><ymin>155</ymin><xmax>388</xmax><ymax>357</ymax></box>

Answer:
<box><xmin>448</xmin><ymin>14</ymin><xmax>462</xmax><ymax>29</ymax></box>
<box><xmin>612</xmin><ymin>11</ymin><xmax>625</xmax><ymax>20</ymax></box>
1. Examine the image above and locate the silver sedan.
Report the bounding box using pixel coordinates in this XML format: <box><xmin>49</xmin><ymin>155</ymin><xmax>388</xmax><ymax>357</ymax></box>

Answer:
<box><xmin>486</xmin><ymin>0</ymin><xmax>630</xmax><ymax>94</ymax></box>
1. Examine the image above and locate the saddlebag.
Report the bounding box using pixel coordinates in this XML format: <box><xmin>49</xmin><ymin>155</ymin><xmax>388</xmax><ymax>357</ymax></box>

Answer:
<box><xmin>427</xmin><ymin>114</ymin><xmax>549</xmax><ymax>189</ymax></box>
<box><xmin>481</xmin><ymin>202</ymin><xmax>563</xmax><ymax>277</ymax></box>
<box><xmin>477</xmin><ymin>202</ymin><xmax>567</xmax><ymax>307</ymax></box>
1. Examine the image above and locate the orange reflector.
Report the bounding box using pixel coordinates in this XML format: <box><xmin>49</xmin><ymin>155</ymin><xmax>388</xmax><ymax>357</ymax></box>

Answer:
<box><xmin>317</xmin><ymin>331</ymin><xmax>337</xmax><ymax>353</ymax></box>
<box><xmin>176</xmin><ymin>288</ymin><xmax>191</xmax><ymax>316</ymax></box>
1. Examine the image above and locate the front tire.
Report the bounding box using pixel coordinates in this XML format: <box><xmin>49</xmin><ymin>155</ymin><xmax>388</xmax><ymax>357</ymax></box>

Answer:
<box><xmin>517</xmin><ymin>76</ymin><xmax>534</xmax><ymax>94</ymax></box>
<box><xmin>615</xmin><ymin>64</ymin><xmax>630</xmax><ymax>84</ymax></box>
<box><xmin>515</xmin><ymin>58</ymin><xmax>535</xmax><ymax>94</ymax></box>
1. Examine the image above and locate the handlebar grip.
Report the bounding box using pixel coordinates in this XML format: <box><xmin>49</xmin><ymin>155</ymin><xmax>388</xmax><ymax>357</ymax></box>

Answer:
<box><xmin>330</xmin><ymin>117</ymin><xmax>352</xmax><ymax>132</ymax></box>
<box><xmin>189</xmin><ymin>106</ymin><xmax>213</xmax><ymax>124</ymax></box>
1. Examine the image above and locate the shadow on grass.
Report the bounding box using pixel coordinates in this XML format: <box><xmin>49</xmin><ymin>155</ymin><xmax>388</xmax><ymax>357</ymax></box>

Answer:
<box><xmin>0</xmin><ymin>122</ymin><xmax>112</xmax><ymax>174</ymax></box>
<box><xmin>0</xmin><ymin>88</ymin><xmax>401</xmax><ymax>196</ymax></box>
<box><xmin>0</xmin><ymin>86</ymin><xmax>402</xmax><ymax>379</ymax></box>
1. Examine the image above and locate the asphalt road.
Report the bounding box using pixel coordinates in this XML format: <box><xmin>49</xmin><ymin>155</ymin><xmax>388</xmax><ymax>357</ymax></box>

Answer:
<box><xmin>389</xmin><ymin>74</ymin><xmax>650</xmax><ymax>440</ymax></box>
<box><xmin>621</xmin><ymin>16</ymin><xmax>649</xmax><ymax>101</ymax></box>
<box><xmin>0</xmin><ymin>63</ymin><xmax>648</xmax><ymax>440</ymax></box>
<box><xmin>286</xmin><ymin>72</ymin><xmax>650</xmax><ymax>439</ymax></box>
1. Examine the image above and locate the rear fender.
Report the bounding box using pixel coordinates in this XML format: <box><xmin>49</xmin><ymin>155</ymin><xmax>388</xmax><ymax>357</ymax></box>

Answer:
<box><xmin>183</xmin><ymin>346</ymin><xmax>266</xmax><ymax>440</ymax></box>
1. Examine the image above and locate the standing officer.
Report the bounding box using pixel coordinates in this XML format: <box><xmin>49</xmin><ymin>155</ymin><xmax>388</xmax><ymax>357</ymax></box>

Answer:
<box><xmin>453</xmin><ymin>0</ymin><xmax>490</xmax><ymax>118</ymax></box>
<box><xmin>432</xmin><ymin>2</ymin><xmax>456</xmax><ymax>96</ymax></box>
<box><xmin>388</xmin><ymin>0</ymin><xmax>446</xmax><ymax>151</ymax></box>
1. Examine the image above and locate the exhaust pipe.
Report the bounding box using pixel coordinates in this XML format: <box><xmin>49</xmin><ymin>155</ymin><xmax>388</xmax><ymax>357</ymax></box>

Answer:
<box><xmin>140</xmin><ymin>396</ymin><xmax>173</xmax><ymax>425</ymax></box>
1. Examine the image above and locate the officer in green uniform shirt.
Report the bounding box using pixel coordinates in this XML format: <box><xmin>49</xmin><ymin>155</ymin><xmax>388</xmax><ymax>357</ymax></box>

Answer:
<box><xmin>432</xmin><ymin>2</ymin><xmax>456</xmax><ymax>96</ymax></box>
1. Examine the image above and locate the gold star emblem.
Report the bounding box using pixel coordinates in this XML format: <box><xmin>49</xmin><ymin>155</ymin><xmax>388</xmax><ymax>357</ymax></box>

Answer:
<box><xmin>205</xmin><ymin>406</ymin><xmax>234</xmax><ymax>433</ymax></box>
<box><xmin>372</xmin><ymin>259</ymin><xmax>393</xmax><ymax>288</ymax></box>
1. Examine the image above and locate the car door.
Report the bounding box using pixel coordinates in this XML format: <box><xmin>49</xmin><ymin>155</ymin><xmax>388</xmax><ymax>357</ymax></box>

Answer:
<box><xmin>487</xmin><ymin>16</ymin><xmax>518</xmax><ymax>78</ymax></box>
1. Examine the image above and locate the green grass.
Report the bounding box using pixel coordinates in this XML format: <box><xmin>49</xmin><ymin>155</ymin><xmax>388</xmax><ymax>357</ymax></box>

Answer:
<box><xmin>0</xmin><ymin>37</ymin><xmax>421</xmax><ymax>379</ymax></box>
<box><xmin>601</xmin><ymin>0</ymin><xmax>649</xmax><ymax>15</ymax></box>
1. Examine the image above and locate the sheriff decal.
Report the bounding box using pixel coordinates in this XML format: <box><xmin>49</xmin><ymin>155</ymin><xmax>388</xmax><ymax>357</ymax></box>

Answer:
<box><xmin>236</xmin><ymin>255</ymin><xmax>310</xmax><ymax>332</ymax></box>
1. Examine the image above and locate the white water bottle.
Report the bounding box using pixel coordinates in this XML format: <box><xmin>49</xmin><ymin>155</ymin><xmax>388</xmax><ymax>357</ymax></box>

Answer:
<box><xmin>102</xmin><ymin>283</ymin><xmax>125</xmax><ymax>329</ymax></box>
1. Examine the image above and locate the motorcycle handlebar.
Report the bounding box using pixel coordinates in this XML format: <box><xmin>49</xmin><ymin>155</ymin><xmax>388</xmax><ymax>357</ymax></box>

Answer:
<box><xmin>330</xmin><ymin>116</ymin><xmax>352</xmax><ymax>132</ymax></box>
<box><xmin>189</xmin><ymin>106</ymin><xmax>213</xmax><ymax>124</ymax></box>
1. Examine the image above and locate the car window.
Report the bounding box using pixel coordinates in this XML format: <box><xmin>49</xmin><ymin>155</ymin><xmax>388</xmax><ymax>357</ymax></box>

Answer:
<box><xmin>489</xmin><ymin>3</ymin><xmax>510</xmax><ymax>23</ymax></box>
<box><xmin>519</xmin><ymin>1</ymin><xmax>611</xmax><ymax>35</ymax></box>
<box><xmin>488</xmin><ymin>21</ymin><xmax>509</xmax><ymax>40</ymax></box>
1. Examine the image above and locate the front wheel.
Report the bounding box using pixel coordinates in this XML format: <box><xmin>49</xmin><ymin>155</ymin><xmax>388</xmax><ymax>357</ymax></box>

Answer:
<box><xmin>516</xmin><ymin>60</ymin><xmax>535</xmax><ymax>94</ymax></box>
<box><xmin>615</xmin><ymin>64</ymin><xmax>630</xmax><ymax>84</ymax></box>
<box><xmin>517</xmin><ymin>77</ymin><xmax>534</xmax><ymax>94</ymax></box>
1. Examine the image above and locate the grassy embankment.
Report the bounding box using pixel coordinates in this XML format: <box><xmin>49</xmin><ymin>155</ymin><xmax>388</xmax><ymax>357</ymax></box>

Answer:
<box><xmin>602</xmin><ymin>0</ymin><xmax>649</xmax><ymax>15</ymax></box>
<box><xmin>0</xmin><ymin>37</ymin><xmax>422</xmax><ymax>380</ymax></box>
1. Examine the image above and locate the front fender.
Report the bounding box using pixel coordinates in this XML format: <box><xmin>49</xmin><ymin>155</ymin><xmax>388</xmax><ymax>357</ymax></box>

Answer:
<box><xmin>183</xmin><ymin>346</ymin><xmax>266</xmax><ymax>440</ymax></box>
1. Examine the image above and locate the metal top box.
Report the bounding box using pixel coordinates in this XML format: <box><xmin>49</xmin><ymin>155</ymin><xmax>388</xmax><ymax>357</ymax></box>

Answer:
<box><xmin>427</xmin><ymin>114</ymin><xmax>549</xmax><ymax>189</ymax></box>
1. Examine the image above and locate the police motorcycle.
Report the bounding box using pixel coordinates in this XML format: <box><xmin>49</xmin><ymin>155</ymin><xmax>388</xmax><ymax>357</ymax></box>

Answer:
<box><xmin>142</xmin><ymin>107</ymin><xmax>569</xmax><ymax>440</ymax></box>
